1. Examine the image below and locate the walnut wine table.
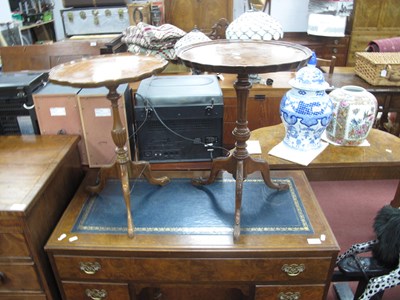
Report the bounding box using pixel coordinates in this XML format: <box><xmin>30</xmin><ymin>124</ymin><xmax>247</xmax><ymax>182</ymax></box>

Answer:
<box><xmin>177</xmin><ymin>40</ymin><xmax>312</xmax><ymax>239</ymax></box>
<box><xmin>49</xmin><ymin>53</ymin><xmax>170</xmax><ymax>238</ymax></box>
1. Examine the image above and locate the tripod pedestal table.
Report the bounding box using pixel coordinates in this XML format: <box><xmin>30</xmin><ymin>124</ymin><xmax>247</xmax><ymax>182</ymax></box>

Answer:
<box><xmin>178</xmin><ymin>40</ymin><xmax>312</xmax><ymax>239</ymax></box>
<box><xmin>49</xmin><ymin>53</ymin><xmax>170</xmax><ymax>238</ymax></box>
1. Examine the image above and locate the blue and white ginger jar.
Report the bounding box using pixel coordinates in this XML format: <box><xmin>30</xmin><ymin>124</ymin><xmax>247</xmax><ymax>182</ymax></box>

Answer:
<box><xmin>280</xmin><ymin>53</ymin><xmax>333</xmax><ymax>151</ymax></box>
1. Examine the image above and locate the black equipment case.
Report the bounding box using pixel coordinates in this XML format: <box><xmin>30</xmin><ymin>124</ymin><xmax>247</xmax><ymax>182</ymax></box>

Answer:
<box><xmin>0</xmin><ymin>72</ymin><xmax>48</xmax><ymax>135</ymax></box>
<box><xmin>134</xmin><ymin>75</ymin><xmax>224</xmax><ymax>163</ymax></box>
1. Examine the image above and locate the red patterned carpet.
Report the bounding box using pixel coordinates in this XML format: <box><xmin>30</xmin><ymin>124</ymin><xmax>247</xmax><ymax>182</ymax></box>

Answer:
<box><xmin>310</xmin><ymin>179</ymin><xmax>400</xmax><ymax>300</ymax></box>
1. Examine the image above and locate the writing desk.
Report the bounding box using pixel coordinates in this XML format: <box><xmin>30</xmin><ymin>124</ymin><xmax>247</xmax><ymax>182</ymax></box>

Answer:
<box><xmin>45</xmin><ymin>169</ymin><xmax>339</xmax><ymax>300</ymax></box>
<box><xmin>250</xmin><ymin>123</ymin><xmax>400</xmax><ymax>207</ymax></box>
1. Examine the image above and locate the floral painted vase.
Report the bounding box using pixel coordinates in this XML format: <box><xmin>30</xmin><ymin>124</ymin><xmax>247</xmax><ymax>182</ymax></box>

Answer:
<box><xmin>325</xmin><ymin>85</ymin><xmax>378</xmax><ymax>146</ymax></box>
<box><xmin>280</xmin><ymin>53</ymin><xmax>333</xmax><ymax>151</ymax></box>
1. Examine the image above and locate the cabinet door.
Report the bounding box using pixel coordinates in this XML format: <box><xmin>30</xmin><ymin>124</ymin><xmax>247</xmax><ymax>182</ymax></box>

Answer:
<box><xmin>223</xmin><ymin>92</ymin><xmax>283</xmax><ymax>149</ymax></box>
<box><xmin>352</xmin><ymin>0</ymin><xmax>400</xmax><ymax>29</ymax></box>
<box><xmin>136</xmin><ymin>285</ymin><xmax>247</xmax><ymax>300</ymax></box>
<box><xmin>347</xmin><ymin>0</ymin><xmax>400</xmax><ymax>65</ymax></box>
<box><xmin>165</xmin><ymin>0</ymin><xmax>233</xmax><ymax>32</ymax></box>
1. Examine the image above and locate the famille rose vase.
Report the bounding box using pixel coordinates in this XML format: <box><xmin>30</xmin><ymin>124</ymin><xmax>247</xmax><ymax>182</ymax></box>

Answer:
<box><xmin>280</xmin><ymin>53</ymin><xmax>333</xmax><ymax>151</ymax></box>
<box><xmin>325</xmin><ymin>85</ymin><xmax>378</xmax><ymax>146</ymax></box>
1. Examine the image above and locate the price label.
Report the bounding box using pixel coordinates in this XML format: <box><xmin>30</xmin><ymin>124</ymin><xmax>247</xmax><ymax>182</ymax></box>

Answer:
<box><xmin>50</xmin><ymin>107</ymin><xmax>66</xmax><ymax>116</ymax></box>
<box><xmin>94</xmin><ymin>108</ymin><xmax>112</xmax><ymax>117</ymax></box>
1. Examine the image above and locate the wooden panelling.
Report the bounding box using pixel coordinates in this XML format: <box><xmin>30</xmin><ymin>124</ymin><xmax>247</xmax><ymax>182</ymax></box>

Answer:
<box><xmin>164</xmin><ymin>0</ymin><xmax>233</xmax><ymax>32</ymax></box>
<box><xmin>347</xmin><ymin>0</ymin><xmax>400</xmax><ymax>66</ymax></box>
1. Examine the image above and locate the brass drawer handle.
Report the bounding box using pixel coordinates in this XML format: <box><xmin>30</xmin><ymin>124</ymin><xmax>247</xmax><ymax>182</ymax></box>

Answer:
<box><xmin>79</xmin><ymin>11</ymin><xmax>87</xmax><ymax>20</ymax></box>
<box><xmin>67</xmin><ymin>12</ymin><xmax>74</xmax><ymax>22</ymax></box>
<box><xmin>278</xmin><ymin>291</ymin><xmax>301</xmax><ymax>300</ymax></box>
<box><xmin>281</xmin><ymin>263</ymin><xmax>305</xmax><ymax>276</ymax></box>
<box><xmin>80</xmin><ymin>262</ymin><xmax>101</xmax><ymax>275</ymax></box>
<box><xmin>85</xmin><ymin>288</ymin><xmax>107</xmax><ymax>300</ymax></box>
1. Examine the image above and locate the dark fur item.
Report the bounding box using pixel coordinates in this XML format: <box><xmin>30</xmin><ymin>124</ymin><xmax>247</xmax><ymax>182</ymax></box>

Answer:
<box><xmin>372</xmin><ymin>205</ymin><xmax>400</xmax><ymax>268</ymax></box>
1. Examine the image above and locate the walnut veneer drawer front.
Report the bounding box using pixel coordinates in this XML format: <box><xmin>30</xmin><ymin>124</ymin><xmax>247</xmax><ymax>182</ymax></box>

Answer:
<box><xmin>0</xmin><ymin>263</ymin><xmax>41</xmax><ymax>291</ymax></box>
<box><xmin>0</xmin><ymin>233</ymin><xmax>30</xmax><ymax>257</ymax></box>
<box><xmin>62</xmin><ymin>281</ymin><xmax>130</xmax><ymax>300</ymax></box>
<box><xmin>255</xmin><ymin>284</ymin><xmax>325</xmax><ymax>300</ymax></box>
<box><xmin>54</xmin><ymin>256</ymin><xmax>331</xmax><ymax>283</ymax></box>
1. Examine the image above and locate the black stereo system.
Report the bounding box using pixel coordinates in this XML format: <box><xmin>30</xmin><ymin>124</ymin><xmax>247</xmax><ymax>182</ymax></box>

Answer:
<box><xmin>134</xmin><ymin>75</ymin><xmax>224</xmax><ymax>162</ymax></box>
<box><xmin>0</xmin><ymin>72</ymin><xmax>48</xmax><ymax>135</ymax></box>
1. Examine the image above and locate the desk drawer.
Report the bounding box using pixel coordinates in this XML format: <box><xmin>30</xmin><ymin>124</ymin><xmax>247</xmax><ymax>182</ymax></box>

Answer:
<box><xmin>0</xmin><ymin>263</ymin><xmax>41</xmax><ymax>291</ymax></box>
<box><xmin>0</xmin><ymin>233</ymin><xmax>30</xmax><ymax>257</ymax></box>
<box><xmin>53</xmin><ymin>255</ymin><xmax>332</xmax><ymax>283</ymax></box>
<box><xmin>62</xmin><ymin>281</ymin><xmax>130</xmax><ymax>300</ymax></box>
<box><xmin>0</xmin><ymin>293</ymin><xmax>46</xmax><ymax>300</ymax></box>
<box><xmin>255</xmin><ymin>284</ymin><xmax>325</xmax><ymax>300</ymax></box>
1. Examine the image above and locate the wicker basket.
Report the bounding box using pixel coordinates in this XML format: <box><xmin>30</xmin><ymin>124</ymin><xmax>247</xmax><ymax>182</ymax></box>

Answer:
<box><xmin>355</xmin><ymin>52</ymin><xmax>400</xmax><ymax>86</ymax></box>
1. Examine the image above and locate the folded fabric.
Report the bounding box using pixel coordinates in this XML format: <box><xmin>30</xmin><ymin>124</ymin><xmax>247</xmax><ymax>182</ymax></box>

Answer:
<box><xmin>127</xmin><ymin>44</ymin><xmax>177</xmax><ymax>61</ymax></box>
<box><xmin>122</xmin><ymin>22</ymin><xmax>186</xmax><ymax>50</ymax></box>
<box><xmin>366</xmin><ymin>37</ymin><xmax>400</xmax><ymax>52</ymax></box>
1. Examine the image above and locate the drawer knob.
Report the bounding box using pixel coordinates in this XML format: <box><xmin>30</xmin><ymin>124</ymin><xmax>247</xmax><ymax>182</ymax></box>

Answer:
<box><xmin>278</xmin><ymin>291</ymin><xmax>301</xmax><ymax>300</ymax></box>
<box><xmin>85</xmin><ymin>288</ymin><xmax>107</xmax><ymax>300</ymax></box>
<box><xmin>80</xmin><ymin>262</ymin><xmax>101</xmax><ymax>275</ymax></box>
<box><xmin>281</xmin><ymin>263</ymin><xmax>305</xmax><ymax>276</ymax></box>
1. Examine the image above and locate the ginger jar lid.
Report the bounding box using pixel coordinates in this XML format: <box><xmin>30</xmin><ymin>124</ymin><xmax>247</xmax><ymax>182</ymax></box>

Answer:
<box><xmin>289</xmin><ymin>53</ymin><xmax>330</xmax><ymax>91</ymax></box>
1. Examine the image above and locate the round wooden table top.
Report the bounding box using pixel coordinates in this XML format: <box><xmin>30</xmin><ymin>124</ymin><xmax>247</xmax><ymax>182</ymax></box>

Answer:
<box><xmin>49</xmin><ymin>52</ymin><xmax>168</xmax><ymax>88</ymax></box>
<box><xmin>177</xmin><ymin>40</ymin><xmax>312</xmax><ymax>74</ymax></box>
<box><xmin>250</xmin><ymin>123</ymin><xmax>400</xmax><ymax>167</ymax></box>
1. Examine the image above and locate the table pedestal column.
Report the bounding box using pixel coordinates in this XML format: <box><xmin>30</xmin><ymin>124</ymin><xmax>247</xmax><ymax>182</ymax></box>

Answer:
<box><xmin>193</xmin><ymin>74</ymin><xmax>288</xmax><ymax>240</ymax></box>
<box><xmin>86</xmin><ymin>85</ymin><xmax>170</xmax><ymax>238</ymax></box>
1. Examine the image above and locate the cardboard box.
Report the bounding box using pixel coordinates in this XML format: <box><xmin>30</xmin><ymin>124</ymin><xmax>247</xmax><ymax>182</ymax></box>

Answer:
<box><xmin>33</xmin><ymin>83</ymin><xmax>89</xmax><ymax>164</ymax></box>
<box><xmin>78</xmin><ymin>84</ymin><xmax>133</xmax><ymax>167</ymax></box>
